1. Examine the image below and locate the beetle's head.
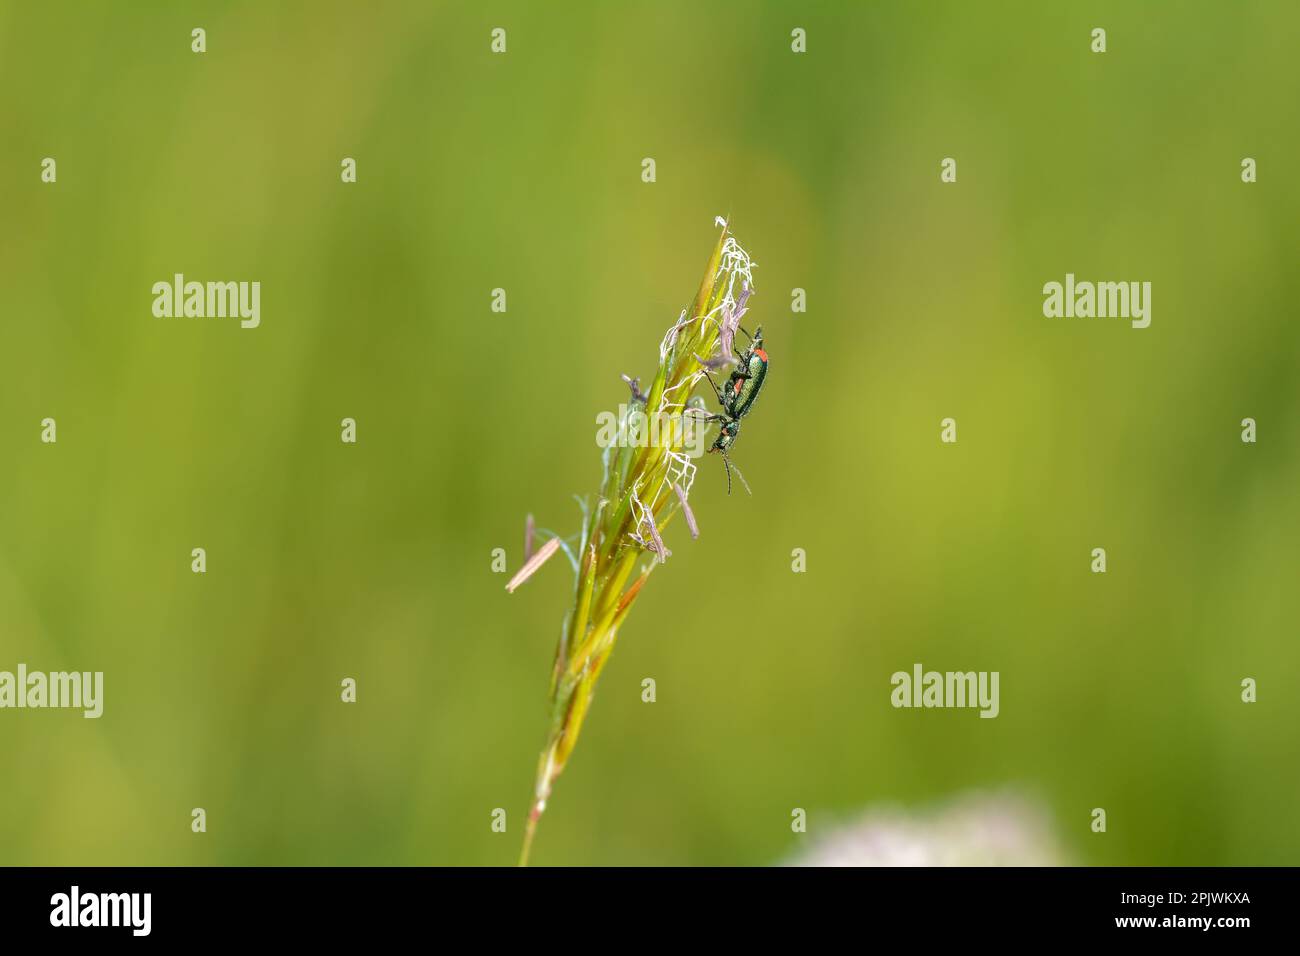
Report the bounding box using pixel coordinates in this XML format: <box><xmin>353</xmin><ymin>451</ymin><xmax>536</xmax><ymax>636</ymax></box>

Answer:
<box><xmin>709</xmin><ymin>420</ymin><xmax>739</xmax><ymax>453</ymax></box>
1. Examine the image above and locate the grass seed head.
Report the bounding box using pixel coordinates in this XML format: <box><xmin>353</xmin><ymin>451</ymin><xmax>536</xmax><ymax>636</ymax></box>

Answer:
<box><xmin>513</xmin><ymin>217</ymin><xmax>757</xmax><ymax>865</ymax></box>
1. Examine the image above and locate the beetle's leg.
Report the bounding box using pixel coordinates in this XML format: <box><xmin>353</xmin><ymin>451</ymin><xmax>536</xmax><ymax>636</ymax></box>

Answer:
<box><xmin>682</xmin><ymin>406</ymin><xmax>729</xmax><ymax>429</ymax></box>
<box><xmin>731</xmin><ymin>340</ymin><xmax>757</xmax><ymax>367</ymax></box>
<box><xmin>684</xmin><ymin>410</ymin><xmax>728</xmax><ymax>424</ymax></box>
<box><xmin>700</xmin><ymin>368</ymin><xmax>729</xmax><ymax>407</ymax></box>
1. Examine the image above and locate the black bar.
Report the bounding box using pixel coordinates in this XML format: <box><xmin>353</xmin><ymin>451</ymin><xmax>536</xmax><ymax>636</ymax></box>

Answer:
<box><xmin>0</xmin><ymin>866</ymin><xmax>1282</xmax><ymax>942</ymax></box>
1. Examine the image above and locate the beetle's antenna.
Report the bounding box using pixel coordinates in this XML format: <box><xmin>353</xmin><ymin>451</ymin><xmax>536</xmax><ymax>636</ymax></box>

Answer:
<box><xmin>722</xmin><ymin>455</ymin><xmax>754</xmax><ymax>496</ymax></box>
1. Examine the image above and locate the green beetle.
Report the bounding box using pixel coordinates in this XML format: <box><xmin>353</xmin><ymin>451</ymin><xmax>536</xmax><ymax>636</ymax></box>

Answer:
<box><xmin>698</xmin><ymin>326</ymin><xmax>768</xmax><ymax>493</ymax></box>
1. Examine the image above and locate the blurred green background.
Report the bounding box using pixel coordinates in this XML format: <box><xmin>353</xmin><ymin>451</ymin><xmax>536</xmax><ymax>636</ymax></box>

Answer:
<box><xmin>2</xmin><ymin>1</ymin><xmax>1298</xmax><ymax>866</ymax></box>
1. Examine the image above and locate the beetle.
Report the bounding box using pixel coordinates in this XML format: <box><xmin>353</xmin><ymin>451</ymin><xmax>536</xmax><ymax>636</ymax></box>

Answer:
<box><xmin>694</xmin><ymin>325</ymin><xmax>768</xmax><ymax>494</ymax></box>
